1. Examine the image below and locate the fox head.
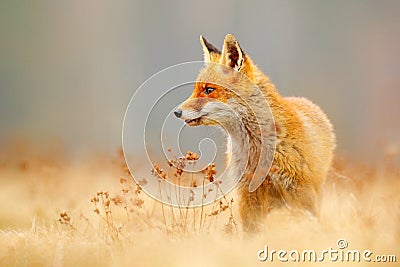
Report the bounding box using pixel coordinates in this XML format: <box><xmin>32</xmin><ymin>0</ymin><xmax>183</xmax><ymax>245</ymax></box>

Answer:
<box><xmin>174</xmin><ymin>34</ymin><xmax>263</xmax><ymax>131</ymax></box>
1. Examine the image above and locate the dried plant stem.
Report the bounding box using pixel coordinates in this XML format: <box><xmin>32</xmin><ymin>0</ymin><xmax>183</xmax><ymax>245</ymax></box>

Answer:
<box><xmin>158</xmin><ymin>179</ymin><xmax>168</xmax><ymax>234</ymax></box>
<box><xmin>206</xmin><ymin>185</ymin><xmax>220</xmax><ymax>231</ymax></box>
<box><xmin>215</xmin><ymin>182</ymin><xmax>238</xmax><ymax>234</ymax></box>
<box><xmin>166</xmin><ymin>164</ymin><xmax>176</xmax><ymax>228</ymax></box>
<box><xmin>174</xmin><ymin>172</ymin><xmax>184</xmax><ymax>221</ymax></box>
<box><xmin>183</xmin><ymin>162</ymin><xmax>195</xmax><ymax>231</ymax></box>
<box><xmin>199</xmin><ymin>177</ymin><xmax>205</xmax><ymax>230</ymax></box>
<box><xmin>122</xmin><ymin>190</ymin><xmax>130</xmax><ymax>231</ymax></box>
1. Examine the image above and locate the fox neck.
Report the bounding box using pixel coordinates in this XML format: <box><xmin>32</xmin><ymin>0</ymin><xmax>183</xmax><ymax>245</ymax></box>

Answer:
<box><xmin>225</xmin><ymin>119</ymin><xmax>255</xmax><ymax>184</ymax></box>
<box><xmin>225</xmin><ymin>102</ymin><xmax>268</xmax><ymax>181</ymax></box>
<box><xmin>225</xmin><ymin>68</ymin><xmax>282</xmax><ymax>185</ymax></box>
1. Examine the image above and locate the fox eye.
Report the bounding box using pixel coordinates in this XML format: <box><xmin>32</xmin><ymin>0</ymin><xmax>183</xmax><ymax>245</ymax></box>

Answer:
<box><xmin>204</xmin><ymin>87</ymin><xmax>215</xmax><ymax>94</ymax></box>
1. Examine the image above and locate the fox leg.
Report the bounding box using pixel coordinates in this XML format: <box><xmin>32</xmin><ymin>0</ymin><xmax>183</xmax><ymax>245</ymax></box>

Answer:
<box><xmin>239</xmin><ymin>198</ymin><xmax>264</xmax><ymax>232</ymax></box>
<box><xmin>238</xmin><ymin>188</ymin><xmax>275</xmax><ymax>232</ymax></box>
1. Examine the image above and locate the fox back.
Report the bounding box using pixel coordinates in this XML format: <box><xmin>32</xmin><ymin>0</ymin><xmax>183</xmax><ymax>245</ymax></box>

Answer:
<box><xmin>175</xmin><ymin>34</ymin><xmax>336</xmax><ymax>232</ymax></box>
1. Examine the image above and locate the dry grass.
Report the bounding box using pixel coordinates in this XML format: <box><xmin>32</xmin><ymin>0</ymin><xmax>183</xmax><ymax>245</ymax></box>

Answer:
<box><xmin>0</xmin><ymin>140</ymin><xmax>399</xmax><ymax>266</ymax></box>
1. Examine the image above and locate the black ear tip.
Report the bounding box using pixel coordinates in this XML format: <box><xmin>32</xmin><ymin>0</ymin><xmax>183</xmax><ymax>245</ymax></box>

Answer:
<box><xmin>200</xmin><ymin>35</ymin><xmax>210</xmax><ymax>46</ymax></box>
<box><xmin>199</xmin><ymin>35</ymin><xmax>221</xmax><ymax>54</ymax></box>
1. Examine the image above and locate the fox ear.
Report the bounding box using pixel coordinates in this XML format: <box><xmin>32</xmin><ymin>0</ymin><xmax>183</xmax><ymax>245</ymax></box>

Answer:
<box><xmin>200</xmin><ymin>35</ymin><xmax>221</xmax><ymax>63</ymax></box>
<box><xmin>220</xmin><ymin>34</ymin><xmax>245</xmax><ymax>71</ymax></box>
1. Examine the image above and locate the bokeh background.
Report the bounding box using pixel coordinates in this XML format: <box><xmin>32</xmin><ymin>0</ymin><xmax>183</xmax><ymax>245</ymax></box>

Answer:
<box><xmin>1</xmin><ymin>0</ymin><xmax>399</xmax><ymax>161</ymax></box>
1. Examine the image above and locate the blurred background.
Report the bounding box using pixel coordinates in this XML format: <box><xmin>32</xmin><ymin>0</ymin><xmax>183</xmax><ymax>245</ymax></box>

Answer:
<box><xmin>0</xmin><ymin>0</ymin><xmax>399</xmax><ymax>162</ymax></box>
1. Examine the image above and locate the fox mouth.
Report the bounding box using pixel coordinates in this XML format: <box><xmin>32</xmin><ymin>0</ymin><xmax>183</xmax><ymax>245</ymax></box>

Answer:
<box><xmin>185</xmin><ymin>114</ymin><xmax>207</xmax><ymax>126</ymax></box>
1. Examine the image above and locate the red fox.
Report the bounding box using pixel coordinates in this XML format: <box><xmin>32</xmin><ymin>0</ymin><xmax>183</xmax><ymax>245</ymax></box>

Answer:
<box><xmin>174</xmin><ymin>34</ymin><xmax>336</xmax><ymax>231</ymax></box>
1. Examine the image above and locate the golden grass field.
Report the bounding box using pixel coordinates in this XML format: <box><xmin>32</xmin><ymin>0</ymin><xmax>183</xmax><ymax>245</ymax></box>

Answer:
<box><xmin>0</xmin><ymin>140</ymin><xmax>399</xmax><ymax>266</ymax></box>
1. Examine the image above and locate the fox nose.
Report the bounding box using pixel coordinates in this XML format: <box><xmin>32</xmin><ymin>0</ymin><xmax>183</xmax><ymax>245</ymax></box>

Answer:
<box><xmin>174</xmin><ymin>109</ymin><xmax>182</xmax><ymax>118</ymax></box>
